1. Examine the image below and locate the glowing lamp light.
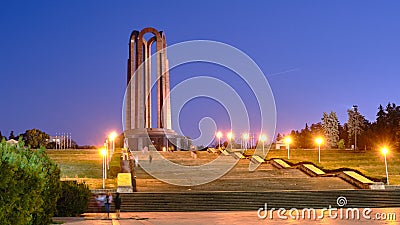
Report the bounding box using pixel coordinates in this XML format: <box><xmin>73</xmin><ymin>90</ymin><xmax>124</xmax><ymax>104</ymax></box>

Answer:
<box><xmin>284</xmin><ymin>136</ymin><xmax>292</xmax><ymax>144</ymax></box>
<box><xmin>216</xmin><ymin>131</ymin><xmax>223</xmax><ymax>139</ymax></box>
<box><xmin>381</xmin><ymin>147</ymin><xmax>388</xmax><ymax>155</ymax></box>
<box><xmin>227</xmin><ymin>132</ymin><xmax>233</xmax><ymax>140</ymax></box>
<box><xmin>260</xmin><ymin>134</ymin><xmax>267</xmax><ymax>154</ymax></box>
<box><xmin>100</xmin><ymin>148</ymin><xmax>107</xmax><ymax>156</ymax></box>
<box><xmin>243</xmin><ymin>133</ymin><xmax>249</xmax><ymax>140</ymax></box>
<box><xmin>315</xmin><ymin>137</ymin><xmax>323</xmax><ymax>145</ymax></box>
<box><xmin>109</xmin><ymin>131</ymin><xmax>118</xmax><ymax>141</ymax></box>
<box><xmin>259</xmin><ymin>134</ymin><xmax>267</xmax><ymax>142</ymax></box>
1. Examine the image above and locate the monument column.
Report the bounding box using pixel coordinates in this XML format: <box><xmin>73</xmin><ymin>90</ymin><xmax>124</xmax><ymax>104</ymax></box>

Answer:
<box><xmin>125</xmin><ymin>27</ymin><xmax>192</xmax><ymax>151</ymax></box>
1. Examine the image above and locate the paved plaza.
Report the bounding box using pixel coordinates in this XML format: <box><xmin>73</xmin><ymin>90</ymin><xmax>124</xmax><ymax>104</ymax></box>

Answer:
<box><xmin>54</xmin><ymin>208</ymin><xmax>399</xmax><ymax>225</ymax></box>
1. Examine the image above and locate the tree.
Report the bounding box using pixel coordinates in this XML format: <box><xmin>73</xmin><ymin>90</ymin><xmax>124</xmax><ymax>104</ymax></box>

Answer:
<box><xmin>116</xmin><ymin>132</ymin><xmax>125</xmax><ymax>148</ymax></box>
<box><xmin>30</xmin><ymin>148</ymin><xmax>61</xmax><ymax>225</ymax></box>
<box><xmin>337</xmin><ymin>139</ymin><xmax>345</xmax><ymax>149</ymax></box>
<box><xmin>276</xmin><ymin>133</ymin><xmax>283</xmax><ymax>142</ymax></box>
<box><xmin>23</xmin><ymin>128</ymin><xmax>50</xmax><ymax>149</ymax></box>
<box><xmin>0</xmin><ymin>131</ymin><xmax>4</xmax><ymax>141</ymax></box>
<box><xmin>338</xmin><ymin>123</ymin><xmax>349</xmax><ymax>148</ymax></box>
<box><xmin>9</xmin><ymin>130</ymin><xmax>15</xmax><ymax>140</ymax></box>
<box><xmin>396</xmin><ymin>121</ymin><xmax>400</xmax><ymax>150</ymax></box>
<box><xmin>55</xmin><ymin>181</ymin><xmax>91</xmax><ymax>217</ymax></box>
<box><xmin>289</xmin><ymin>130</ymin><xmax>300</xmax><ymax>149</ymax></box>
<box><xmin>372</xmin><ymin>102</ymin><xmax>400</xmax><ymax>150</ymax></box>
<box><xmin>310</xmin><ymin>122</ymin><xmax>323</xmax><ymax>137</ymax></box>
<box><xmin>322</xmin><ymin>111</ymin><xmax>339</xmax><ymax>149</ymax></box>
<box><xmin>299</xmin><ymin>123</ymin><xmax>312</xmax><ymax>149</ymax></box>
<box><xmin>347</xmin><ymin>106</ymin><xmax>365</xmax><ymax>150</ymax></box>
<box><xmin>0</xmin><ymin>138</ymin><xmax>61</xmax><ymax>225</ymax></box>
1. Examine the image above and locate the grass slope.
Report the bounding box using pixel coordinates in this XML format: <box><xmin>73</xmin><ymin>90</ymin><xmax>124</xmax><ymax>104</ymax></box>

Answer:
<box><xmin>47</xmin><ymin>149</ymin><xmax>122</xmax><ymax>189</ymax></box>
<box><xmin>47</xmin><ymin>148</ymin><xmax>400</xmax><ymax>189</ymax></box>
<box><xmin>264</xmin><ymin>149</ymin><xmax>400</xmax><ymax>185</ymax></box>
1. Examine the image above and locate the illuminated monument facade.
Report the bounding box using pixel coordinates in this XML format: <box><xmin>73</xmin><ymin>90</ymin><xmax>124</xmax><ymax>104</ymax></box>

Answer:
<box><xmin>124</xmin><ymin>27</ymin><xmax>191</xmax><ymax>151</ymax></box>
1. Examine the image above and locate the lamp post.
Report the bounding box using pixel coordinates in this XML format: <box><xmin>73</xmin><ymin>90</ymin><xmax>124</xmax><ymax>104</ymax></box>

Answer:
<box><xmin>242</xmin><ymin>133</ymin><xmax>249</xmax><ymax>151</ymax></box>
<box><xmin>109</xmin><ymin>131</ymin><xmax>118</xmax><ymax>156</ymax></box>
<box><xmin>315</xmin><ymin>137</ymin><xmax>323</xmax><ymax>163</ymax></box>
<box><xmin>381</xmin><ymin>147</ymin><xmax>389</xmax><ymax>185</ymax></box>
<box><xmin>100</xmin><ymin>148</ymin><xmax>107</xmax><ymax>189</ymax></box>
<box><xmin>259</xmin><ymin>134</ymin><xmax>267</xmax><ymax>154</ymax></box>
<box><xmin>104</xmin><ymin>140</ymin><xmax>110</xmax><ymax>170</ymax></box>
<box><xmin>284</xmin><ymin>136</ymin><xmax>292</xmax><ymax>159</ymax></box>
<box><xmin>216</xmin><ymin>131</ymin><xmax>223</xmax><ymax>150</ymax></box>
<box><xmin>227</xmin><ymin>132</ymin><xmax>233</xmax><ymax>151</ymax></box>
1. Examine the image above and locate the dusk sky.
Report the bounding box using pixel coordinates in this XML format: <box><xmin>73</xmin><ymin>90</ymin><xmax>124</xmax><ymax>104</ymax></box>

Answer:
<box><xmin>1</xmin><ymin>1</ymin><xmax>399</xmax><ymax>146</ymax></box>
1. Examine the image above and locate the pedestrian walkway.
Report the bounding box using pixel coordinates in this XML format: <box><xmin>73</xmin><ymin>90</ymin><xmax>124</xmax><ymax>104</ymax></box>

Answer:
<box><xmin>53</xmin><ymin>209</ymin><xmax>399</xmax><ymax>225</ymax></box>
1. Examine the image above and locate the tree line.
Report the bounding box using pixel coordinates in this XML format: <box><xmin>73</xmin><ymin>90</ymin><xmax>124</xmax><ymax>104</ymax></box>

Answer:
<box><xmin>277</xmin><ymin>102</ymin><xmax>400</xmax><ymax>151</ymax></box>
<box><xmin>0</xmin><ymin>128</ymin><xmax>83</xmax><ymax>149</ymax></box>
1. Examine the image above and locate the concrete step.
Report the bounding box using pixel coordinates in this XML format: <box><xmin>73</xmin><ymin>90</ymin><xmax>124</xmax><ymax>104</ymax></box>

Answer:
<box><xmin>87</xmin><ymin>190</ymin><xmax>400</xmax><ymax>212</ymax></box>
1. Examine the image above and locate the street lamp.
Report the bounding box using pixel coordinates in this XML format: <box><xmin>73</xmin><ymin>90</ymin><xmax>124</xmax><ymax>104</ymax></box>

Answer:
<box><xmin>315</xmin><ymin>137</ymin><xmax>323</xmax><ymax>163</ymax></box>
<box><xmin>242</xmin><ymin>133</ymin><xmax>249</xmax><ymax>151</ymax></box>
<box><xmin>381</xmin><ymin>147</ymin><xmax>389</xmax><ymax>185</ymax></box>
<box><xmin>216</xmin><ymin>131</ymin><xmax>223</xmax><ymax>150</ymax></box>
<box><xmin>259</xmin><ymin>134</ymin><xmax>267</xmax><ymax>154</ymax></box>
<box><xmin>109</xmin><ymin>131</ymin><xmax>118</xmax><ymax>156</ymax></box>
<box><xmin>104</xmin><ymin>140</ymin><xmax>110</xmax><ymax>170</ymax></box>
<box><xmin>284</xmin><ymin>136</ymin><xmax>292</xmax><ymax>159</ymax></box>
<box><xmin>227</xmin><ymin>132</ymin><xmax>233</xmax><ymax>151</ymax></box>
<box><xmin>100</xmin><ymin>148</ymin><xmax>107</xmax><ymax>189</ymax></box>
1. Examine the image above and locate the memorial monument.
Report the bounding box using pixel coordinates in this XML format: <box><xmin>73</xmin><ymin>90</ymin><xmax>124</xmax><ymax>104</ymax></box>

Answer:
<box><xmin>124</xmin><ymin>27</ymin><xmax>191</xmax><ymax>151</ymax></box>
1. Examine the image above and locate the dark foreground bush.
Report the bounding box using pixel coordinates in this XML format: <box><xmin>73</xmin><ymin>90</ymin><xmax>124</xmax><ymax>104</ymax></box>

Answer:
<box><xmin>56</xmin><ymin>181</ymin><xmax>91</xmax><ymax>216</ymax></box>
<box><xmin>0</xmin><ymin>139</ymin><xmax>61</xmax><ymax>225</ymax></box>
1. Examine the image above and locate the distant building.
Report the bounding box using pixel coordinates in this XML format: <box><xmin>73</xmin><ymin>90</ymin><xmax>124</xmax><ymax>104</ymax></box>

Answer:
<box><xmin>6</xmin><ymin>139</ymin><xmax>18</xmax><ymax>146</ymax></box>
<box><xmin>275</xmin><ymin>140</ymin><xmax>287</xmax><ymax>150</ymax></box>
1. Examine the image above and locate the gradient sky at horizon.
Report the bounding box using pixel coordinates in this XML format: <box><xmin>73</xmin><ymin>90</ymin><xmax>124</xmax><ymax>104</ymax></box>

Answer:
<box><xmin>1</xmin><ymin>1</ymin><xmax>399</xmax><ymax>145</ymax></box>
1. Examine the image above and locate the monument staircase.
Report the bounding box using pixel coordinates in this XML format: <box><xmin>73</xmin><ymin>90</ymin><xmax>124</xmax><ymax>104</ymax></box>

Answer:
<box><xmin>87</xmin><ymin>151</ymin><xmax>400</xmax><ymax>212</ymax></box>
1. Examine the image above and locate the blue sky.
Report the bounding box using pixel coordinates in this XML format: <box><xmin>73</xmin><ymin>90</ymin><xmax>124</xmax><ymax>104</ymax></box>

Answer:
<box><xmin>1</xmin><ymin>1</ymin><xmax>399</xmax><ymax>145</ymax></box>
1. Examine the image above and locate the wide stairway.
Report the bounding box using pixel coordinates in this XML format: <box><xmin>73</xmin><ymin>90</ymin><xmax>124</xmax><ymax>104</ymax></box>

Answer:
<box><xmin>132</xmin><ymin>151</ymin><xmax>354</xmax><ymax>192</ymax></box>
<box><xmin>87</xmin><ymin>151</ymin><xmax>400</xmax><ymax>212</ymax></box>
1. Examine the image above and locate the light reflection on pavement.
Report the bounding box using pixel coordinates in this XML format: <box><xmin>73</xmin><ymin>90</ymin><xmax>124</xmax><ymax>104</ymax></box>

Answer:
<box><xmin>54</xmin><ymin>208</ymin><xmax>399</xmax><ymax>225</ymax></box>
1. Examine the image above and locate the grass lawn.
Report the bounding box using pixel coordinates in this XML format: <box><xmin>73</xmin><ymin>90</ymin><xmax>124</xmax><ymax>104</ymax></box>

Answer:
<box><xmin>47</xmin><ymin>149</ymin><xmax>122</xmax><ymax>189</ymax></box>
<box><xmin>263</xmin><ymin>149</ymin><xmax>400</xmax><ymax>185</ymax></box>
<box><xmin>47</xmin><ymin>148</ymin><xmax>400</xmax><ymax>188</ymax></box>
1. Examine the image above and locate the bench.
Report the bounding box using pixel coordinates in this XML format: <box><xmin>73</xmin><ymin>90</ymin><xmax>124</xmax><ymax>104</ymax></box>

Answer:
<box><xmin>299</xmin><ymin>164</ymin><xmax>325</xmax><ymax>176</ymax></box>
<box><xmin>271</xmin><ymin>159</ymin><xmax>291</xmax><ymax>169</ymax></box>
<box><xmin>221</xmin><ymin>149</ymin><xmax>231</xmax><ymax>156</ymax></box>
<box><xmin>339</xmin><ymin>171</ymin><xmax>374</xmax><ymax>189</ymax></box>
<box><xmin>233</xmin><ymin>152</ymin><xmax>245</xmax><ymax>159</ymax></box>
<box><xmin>251</xmin><ymin>155</ymin><xmax>265</xmax><ymax>163</ymax></box>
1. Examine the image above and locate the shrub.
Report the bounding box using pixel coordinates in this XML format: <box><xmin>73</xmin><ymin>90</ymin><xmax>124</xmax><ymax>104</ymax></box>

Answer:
<box><xmin>337</xmin><ymin>139</ymin><xmax>345</xmax><ymax>149</ymax></box>
<box><xmin>29</xmin><ymin>149</ymin><xmax>61</xmax><ymax>225</ymax></box>
<box><xmin>0</xmin><ymin>138</ymin><xmax>61</xmax><ymax>225</ymax></box>
<box><xmin>56</xmin><ymin>181</ymin><xmax>91</xmax><ymax>217</ymax></box>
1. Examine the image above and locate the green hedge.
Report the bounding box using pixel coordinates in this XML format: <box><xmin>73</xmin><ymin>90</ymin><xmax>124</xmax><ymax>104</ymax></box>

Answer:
<box><xmin>0</xmin><ymin>138</ymin><xmax>61</xmax><ymax>225</ymax></box>
<box><xmin>56</xmin><ymin>181</ymin><xmax>91</xmax><ymax>217</ymax></box>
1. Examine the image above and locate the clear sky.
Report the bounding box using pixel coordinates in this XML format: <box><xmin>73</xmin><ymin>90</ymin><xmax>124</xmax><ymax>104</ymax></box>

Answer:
<box><xmin>1</xmin><ymin>1</ymin><xmax>399</xmax><ymax>145</ymax></box>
